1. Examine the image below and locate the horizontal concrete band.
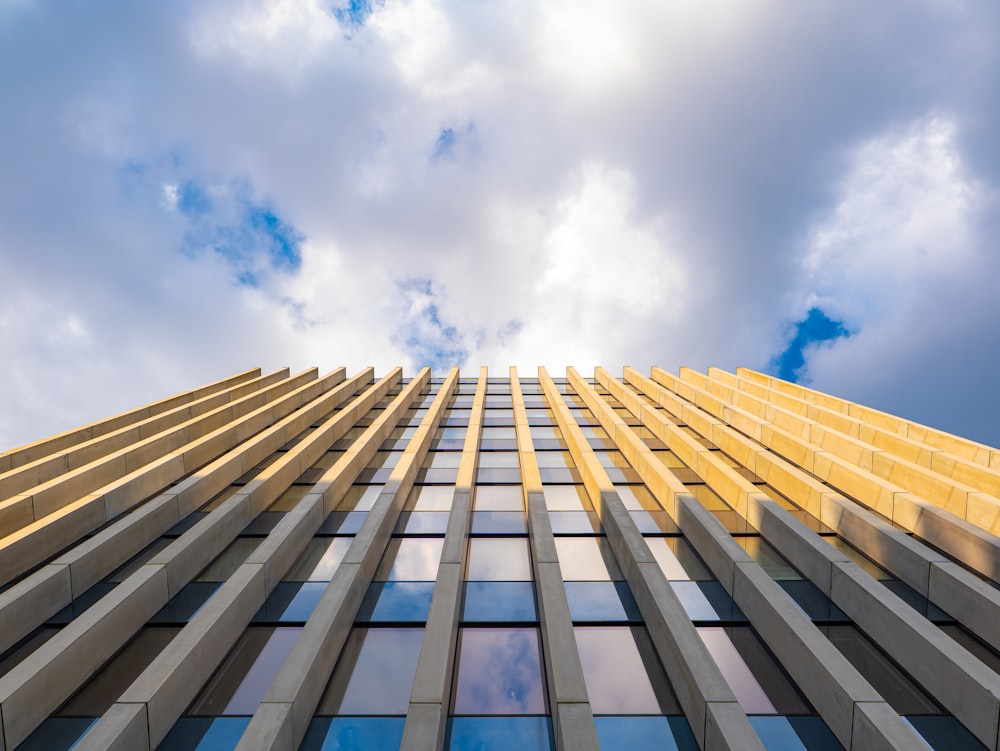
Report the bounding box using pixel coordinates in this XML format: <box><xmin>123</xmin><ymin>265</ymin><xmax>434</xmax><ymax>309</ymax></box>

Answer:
<box><xmin>0</xmin><ymin>369</ymin><xmax>365</xmax><ymax>655</ymax></box>
<box><xmin>543</xmin><ymin>368</ymin><xmax>763</xmax><ymax>751</ymax></box>
<box><xmin>645</xmin><ymin>367</ymin><xmax>1000</xmax><ymax>649</ymax></box>
<box><xmin>582</xmin><ymin>368</ymin><xmax>925</xmax><ymax>750</ymax></box>
<box><xmin>234</xmin><ymin>367</ymin><xmax>452</xmax><ymax>751</ymax></box>
<box><xmin>0</xmin><ymin>369</ymin><xmax>312</xmax><ymax>538</ymax></box>
<box><xmin>74</xmin><ymin>370</ymin><xmax>442</xmax><ymax>751</ymax></box>
<box><xmin>401</xmin><ymin>367</ymin><xmax>486</xmax><ymax>751</ymax></box>
<box><xmin>621</xmin><ymin>369</ymin><xmax>1000</xmax><ymax>749</ymax></box>
<box><xmin>645</xmin><ymin>367</ymin><xmax>1000</xmax><ymax>584</ymax></box>
<box><xmin>0</xmin><ymin>369</ymin><xmax>393</xmax><ymax>750</ymax></box>
<box><xmin>0</xmin><ymin>368</ymin><xmax>293</xmax><ymax>504</ymax></box>
<box><xmin>734</xmin><ymin>368</ymin><xmax>1000</xmax><ymax>470</ymax></box>
<box><xmin>0</xmin><ymin>368</ymin><xmax>263</xmax><ymax>476</ymax></box>
<box><xmin>0</xmin><ymin>368</ymin><xmax>340</xmax><ymax>585</ymax></box>
<box><xmin>682</xmin><ymin>368</ymin><xmax>1000</xmax><ymax>533</ymax></box>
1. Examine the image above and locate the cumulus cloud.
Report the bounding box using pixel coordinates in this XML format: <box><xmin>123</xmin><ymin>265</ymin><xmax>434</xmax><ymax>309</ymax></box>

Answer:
<box><xmin>1</xmin><ymin>0</ymin><xmax>1000</xmax><ymax>447</ymax></box>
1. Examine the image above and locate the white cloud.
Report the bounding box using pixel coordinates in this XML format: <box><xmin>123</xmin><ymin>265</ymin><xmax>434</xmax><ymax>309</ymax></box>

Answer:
<box><xmin>2</xmin><ymin>0</ymin><xmax>1000</xmax><ymax>448</ymax></box>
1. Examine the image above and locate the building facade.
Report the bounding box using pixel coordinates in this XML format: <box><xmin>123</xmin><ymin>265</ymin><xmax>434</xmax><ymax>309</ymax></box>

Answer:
<box><xmin>1</xmin><ymin>365</ymin><xmax>999</xmax><ymax>751</ymax></box>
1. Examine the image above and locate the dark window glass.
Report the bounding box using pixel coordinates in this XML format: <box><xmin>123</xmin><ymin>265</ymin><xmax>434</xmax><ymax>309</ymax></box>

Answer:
<box><xmin>462</xmin><ymin>582</ymin><xmax>538</xmax><ymax>622</ymax></box>
<box><xmin>672</xmin><ymin>582</ymin><xmax>745</xmax><ymax>622</ymax></box>
<box><xmin>255</xmin><ymin>582</ymin><xmax>325</xmax><ymax>623</ymax></box>
<box><xmin>646</xmin><ymin>538</ymin><xmax>712</xmax><ymax>580</ymax></box>
<box><xmin>738</xmin><ymin>538</ymin><xmax>802</xmax><ymax>580</ymax></box>
<box><xmin>358</xmin><ymin>582</ymin><xmax>435</xmax><ymax>622</ymax></box>
<box><xmin>777</xmin><ymin>581</ymin><xmax>849</xmax><ymax>622</ymax></box>
<box><xmin>446</xmin><ymin>717</ymin><xmax>554</xmax><ymax>751</ymax></box>
<box><xmin>906</xmin><ymin>716</ymin><xmax>988</xmax><ymax>751</ymax></box>
<box><xmin>452</xmin><ymin>628</ymin><xmax>547</xmax><ymax>714</ymax></box>
<box><xmin>160</xmin><ymin>718</ymin><xmax>251</xmax><ymax>751</ymax></box>
<box><xmin>564</xmin><ymin>581</ymin><xmax>641</xmax><ymax>622</ymax></box>
<box><xmin>152</xmin><ymin>582</ymin><xmax>222</xmax><ymax>623</ymax></box>
<box><xmin>471</xmin><ymin>511</ymin><xmax>528</xmax><ymax>535</ymax></box>
<box><xmin>318</xmin><ymin>628</ymin><xmax>424</xmax><ymax>715</ymax></box>
<box><xmin>748</xmin><ymin>717</ymin><xmax>842</xmax><ymax>751</ymax></box>
<box><xmin>16</xmin><ymin>718</ymin><xmax>97</xmax><ymax>751</ymax></box>
<box><xmin>189</xmin><ymin>627</ymin><xmax>301</xmax><ymax>715</ymax></box>
<box><xmin>319</xmin><ymin>511</ymin><xmax>368</xmax><ymax>535</ymax></box>
<box><xmin>59</xmin><ymin>628</ymin><xmax>179</xmax><ymax>716</ymax></box>
<box><xmin>301</xmin><ymin>717</ymin><xmax>405</xmax><ymax>750</ymax></box>
<box><xmin>593</xmin><ymin>717</ymin><xmax>698</xmax><ymax>751</ymax></box>
<box><xmin>820</xmin><ymin>625</ymin><xmax>939</xmax><ymax>714</ymax></box>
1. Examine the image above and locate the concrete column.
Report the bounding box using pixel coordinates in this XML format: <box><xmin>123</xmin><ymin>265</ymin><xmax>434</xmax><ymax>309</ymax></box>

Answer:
<box><xmin>401</xmin><ymin>366</ymin><xmax>487</xmax><ymax>751</ymax></box>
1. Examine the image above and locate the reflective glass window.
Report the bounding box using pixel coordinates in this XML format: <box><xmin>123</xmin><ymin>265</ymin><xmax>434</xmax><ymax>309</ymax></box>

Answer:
<box><xmin>463</xmin><ymin>582</ymin><xmax>538</xmax><ymax>622</ymax></box>
<box><xmin>452</xmin><ymin>628</ymin><xmax>547</xmax><ymax>714</ymax></box>
<box><xmin>376</xmin><ymin>538</ymin><xmax>445</xmax><ymax>581</ymax></box>
<box><xmin>467</xmin><ymin>538</ymin><xmax>532</xmax><ymax>581</ymax></box>
<box><xmin>318</xmin><ymin>628</ymin><xmax>424</xmax><ymax>715</ymax></box>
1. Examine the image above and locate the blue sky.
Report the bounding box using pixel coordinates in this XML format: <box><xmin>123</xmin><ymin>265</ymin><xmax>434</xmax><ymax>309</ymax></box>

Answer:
<box><xmin>1</xmin><ymin>1</ymin><xmax>999</xmax><ymax>448</ymax></box>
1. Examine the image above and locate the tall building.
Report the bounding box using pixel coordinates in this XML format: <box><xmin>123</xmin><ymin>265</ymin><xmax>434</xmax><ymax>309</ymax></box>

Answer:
<box><xmin>1</xmin><ymin>365</ymin><xmax>999</xmax><ymax>751</ymax></box>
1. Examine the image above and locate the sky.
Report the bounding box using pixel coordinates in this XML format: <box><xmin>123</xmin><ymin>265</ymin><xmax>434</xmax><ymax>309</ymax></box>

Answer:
<box><xmin>1</xmin><ymin>0</ymin><xmax>999</xmax><ymax>450</ymax></box>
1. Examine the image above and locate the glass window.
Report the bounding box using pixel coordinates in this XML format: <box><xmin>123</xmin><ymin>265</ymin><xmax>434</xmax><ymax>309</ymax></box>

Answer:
<box><xmin>549</xmin><ymin>511</ymin><xmax>602</xmax><ymax>535</ymax></box>
<box><xmin>452</xmin><ymin>628</ymin><xmax>547</xmax><ymax>714</ymax></box>
<box><xmin>376</xmin><ymin>538</ymin><xmax>444</xmax><ymax>581</ymax></box>
<box><xmin>616</xmin><ymin>486</ymin><xmax>662</xmax><ymax>512</ymax></box>
<box><xmin>542</xmin><ymin>485</ymin><xmax>591</xmax><ymax>511</ymax></box>
<box><xmin>336</xmin><ymin>485</ymin><xmax>382</xmax><ymax>512</ymax></box>
<box><xmin>820</xmin><ymin>625</ymin><xmax>939</xmax><ymax>714</ymax></box>
<box><xmin>467</xmin><ymin>538</ymin><xmax>532</xmax><ymax>581</ymax></box>
<box><xmin>447</xmin><ymin>717</ymin><xmax>554</xmax><ymax>751</ymax></box>
<box><xmin>58</xmin><ymin>628</ymin><xmax>179</xmax><ymax>716</ymax></box>
<box><xmin>197</xmin><ymin>539</ymin><xmax>262</xmax><ymax>582</ymax></box>
<box><xmin>318</xmin><ymin>628</ymin><xmax>424</xmax><ymax>715</ymax></box>
<box><xmin>407</xmin><ymin>486</ymin><xmax>455</xmax><ymax>511</ymax></box>
<box><xmin>471</xmin><ymin>511</ymin><xmax>528</xmax><ymax>535</ymax></box>
<box><xmin>593</xmin><ymin>717</ymin><xmax>698</xmax><ymax>751</ymax></box>
<box><xmin>748</xmin><ymin>717</ymin><xmax>841</xmax><ymax>751</ymax></box>
<box><xmin>285</xmin><ymin>539</ymin><xmax>353</xmax><ymax>581</ymax></box>
<box><xmin>564</xmin><ymin>582</ymin><xmax>641</xmax><ymax>622</ymax></box>
<box><xmin>301</xmin><ymin>717</ymin><xmax>405</xmax><ymax>751</ymax></box>
<box><xmin>474</xmin><ymin>485</ymin><xmax>523</xmax><ymax>511</ymax></box>
<box><xmin>463</xmin><ymin>582</ymin><xmax>538</xmax><ymax>622</ymax></box>
<box><xmin>555</xmin><ymin>538</ymin><xmax>620</xmax><ymax>581</ymax></box>
<box><xmin>646</xmin><ymin>538</ymin><xmax>711</xmax><ymax>580</ymax></box>
<box><xmin>188</xmin><ymin>627</ymin><xmax>301</xmax><ymax>715</ymax></box>
<box><xmin>574</xmin><ymin>626</ymin><xmax>679</xmax><ymax>714</ymax></box>
<box><xmin>160</xmin><ymin>718</ymin><xmax>251</xmax><ymax>751</ymax></box>
<box><xmin>358</xmin><ymin>582</ymin><xmax>435</xmax><ymax>622</ymax></box>
<box><xmin>737</xmin><ymin>538</ymin><xmax>802</xmax><ymax>580</ymax></box>
<box><xmin>698</xmin><ymin>628</ymin><xmax>776</xmax><ymax>713</ymax></box>
<box><xmin>395</xmin><ymin>511</ymin><xmax>451</xmax><ymax>535</ymax></box>
<box><xmin>671</xmin><ymin>582</ymin><xmax>744</xmax><ymax>622</ymax></box>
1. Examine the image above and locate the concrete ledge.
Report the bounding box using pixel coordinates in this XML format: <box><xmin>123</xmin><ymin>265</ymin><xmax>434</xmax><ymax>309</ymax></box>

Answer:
<box><xmin>704</xmin><ymin>701</ymin><xmax>766</xmax><ymax>751</ymax></box>
<box><xmin>852</xmin><ymin>701</ymin><xmax>933</xmax><ymax>751</ymax></box>
<box><xmin>0</xmin><ymin>564</ymin><xmax>73</xmax><ymax>653</ymax></box>
<box><xmin>0</xmin><ymin>564</ymin><xmax>169</xmax><ymax>748</ymax></box>
<box><xmin>831</xmin><ymin>561</ymin><xmax>1000</xmax><ymax>747</ymax></box>
<box><xmin>72</xmin><ymin>702</ymin><xmax>150</xmax><ymax>751</ymax></box>
<box><xmin>555</xmin><ymin>702</ymin><xmax>600</xmax><ymax>751</ymax></box>
<box><xmin>234</xmin><ymin>701</ymin><xmax>295</xmax><ymax>751</ymax></box>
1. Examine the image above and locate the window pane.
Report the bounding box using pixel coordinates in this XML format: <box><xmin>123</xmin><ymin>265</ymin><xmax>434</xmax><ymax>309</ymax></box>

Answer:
<box><xmin>474</xmin><ymin>486</ymin><xmax>524</xmax><ymax>511</ymax></box>
<box><xmin>543</xmin><ymin>486</ymin><xmax>590</xmax><ymax>511</ymax></box>
<box><xmin>407</xmin><ymin>486</ymin><xmax>455</xmax><ymax>511</ymax></box>
<box><xmin>376</xmin><ymin>538</ymin><xmax>445</xmax><ymax>581</ymax></box>
<box><xmin>467</xmin><ymin>538</ymin><xmax>532</xmax><ymax>581</ymax></box>
<box><xmin>646</xmin><ymin>538</ymin><xmax>711</xmax><ymax>580</ymax></box>
<box><xmin>358</xmin><ymin>582</ymin><xmax>435</xmax><ymax>622</ymax></box>
<box><xmin>471</xmin><ymin>511</ymin><xmax>528</xmax><ymax>535</ymax></box>
<box><xmin>574</xmin><ymin>626</ymin><xmax>679</xmax><ymax>714</ymax></box>
<box><xmin>452</xmin><ymin>628</ymin><xmax>547</xmax><ymax>714</ymax></box>
<box><xmin>285</xmin><ymin>538</ymin><xmax>352</xmax><ymax>581</ymax></box>
<box><xmin>301</xmin><ymin>718</ymin><xmax>405</xmax><ymax>751</ymax></box>
<box><xmin>555</xmin><ymin>538</ymin><xmax>620</xmax><ymax>581</ymax></box>
<box><xmin>160</xmin><ymin>718</ymin><xmax>251</xmax><ymax>751</ymax></box>
<box><xmin>447</xmin><ymin>717</ymin><xmax>554</xmax><ymax>751</ymax></box>
<box><xmin>318</xmin><ymin>628</ymin><xmax>424</xmax><ymax>715</ymax></box>
<box><xmin>698</xmin><ymin>628</ymin><xmax>776</xmax><ymax>713</ymax></box>
<box><xmin>463</xmin><ymin>582</ymin><xmax>538</xmax><ymax>622</ymax></box>
<box><xmin>593</xmin><ymin>717</ymin><xmax>698</xmax><ymax>751</ymax></box>
<box><xmin>395</xmin><ymin>511</ymin><xmax>451</xmax><ymax>535</ymax></box>
<box><xmin>564</xmin><ymin>582</ymin><xmax>641</xmax><ymax>622</ymax></box>
<box><xmin>189</xmin><ymin>627</ymin><xmax>300</xmax><ymax>715</ymax></box>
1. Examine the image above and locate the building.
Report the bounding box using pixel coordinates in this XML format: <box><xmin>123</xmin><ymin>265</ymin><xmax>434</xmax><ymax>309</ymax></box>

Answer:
<box><xmin>1</xmin><ymin>365</ymin><xmax>999</xmax><ymax>751</ymax></box>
